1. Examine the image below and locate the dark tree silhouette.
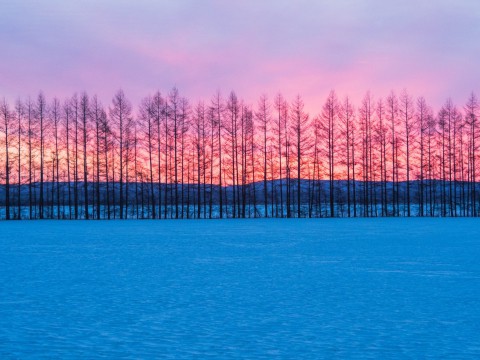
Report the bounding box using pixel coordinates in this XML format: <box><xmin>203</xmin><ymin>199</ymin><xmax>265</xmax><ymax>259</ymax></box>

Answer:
<box><xmin>109</xmin><ymin>90</ymin><xmax>132</xmax><ymax>219</ymax></box>
<box><xmin>2</xmin><ymin>88</ymin><xmax>480</xmax><ymax>220</ymax></box>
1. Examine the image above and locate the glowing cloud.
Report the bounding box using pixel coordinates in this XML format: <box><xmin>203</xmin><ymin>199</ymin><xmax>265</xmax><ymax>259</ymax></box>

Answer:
<box><xmin>1</xmin><ymin>0</ymin><xmax>479</xmax><ymax>110</ymax></box>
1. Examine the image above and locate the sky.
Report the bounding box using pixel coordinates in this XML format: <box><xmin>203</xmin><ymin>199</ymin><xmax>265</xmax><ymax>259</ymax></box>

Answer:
<box><xmin>1</xmin><ymin>0</ymin><xmax>479</xmax><ymax>113</ymax></box>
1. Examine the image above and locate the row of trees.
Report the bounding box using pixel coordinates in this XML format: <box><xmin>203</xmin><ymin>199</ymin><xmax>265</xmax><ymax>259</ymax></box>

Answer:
<box><xmin>0</xmin><ymin>89</ymin><xmax>479</xmax><ymax>219</ymax></box>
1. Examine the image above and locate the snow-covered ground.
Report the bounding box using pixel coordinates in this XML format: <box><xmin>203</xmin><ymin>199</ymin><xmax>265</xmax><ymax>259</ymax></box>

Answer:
<box><xmin>1</xmin><ymin>219</ymin><xmax>479</xmax><ymax>358</ymax></box>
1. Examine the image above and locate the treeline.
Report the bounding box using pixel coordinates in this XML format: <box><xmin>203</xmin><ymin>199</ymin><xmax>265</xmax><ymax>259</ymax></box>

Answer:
<box><xmin>0</xmin><ymin>89</ymin><xmax>479</xmax><ymax>219</ymax></box>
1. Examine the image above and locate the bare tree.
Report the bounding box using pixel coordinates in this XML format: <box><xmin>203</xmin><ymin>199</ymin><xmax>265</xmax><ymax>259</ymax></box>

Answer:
<box><xmin>15</xmin><ymin>99</ymin><xmax>24</xmax><ymax>219</ymax></box>
<box><xmin>139</xmin><ymin>95</ymin><xmax>156</xmax><ymax>219</ymax></box>
<box><xmin>339</xmin><ymin>96</ymin><xmax>356</xmax><ymax>217</ymax></box>
<box><xmin>80</xmin><ymin>93</ymin><xmax>90</xmax><ymax>219</ymax></box>
<box><xmin>51</xmin><ymin>98</ymin><xmax>61</xmax><ymax>219</ymax></box>
<box><xmin>193</xmin><ymin>101</ymin><xmax>206</xmax><ymax>218</ymax></box>
<box><xmin>416</xmin><ymin>97</ymin><xmax>430</xmax><ymax>216</ymax></box>
<box><xmin>211</xmin><ymin>92</ymin><xmax>224</xmax><ymax>218</ymax></box>
<box><xmin>321</xmin><ymin>91</ymin><xmax>340</xmax><ymax>217</ymax></box>
<box><xmin>464</xmin><ymin>93</ymin><xmax>479</xmax><ymax>216</ymax></box>
<box><xmin>91</xmin><ymin>95</ymin><xmax>104</xmax><ymax>219</ymax></box>
<box><xmin>36</xmin><ymin>92</ymin><xmax>47</xmax><ymax>219</ymax></box>
<box><xmin>26</xmin><ymin>98</ymin><xmax>35</xmax><ymax>219</ymax></box>
<box><xmin>63</xmin><ymin>100</ymin><xmax>73</xmax><ymax>219</ymax></box>
<box><xmin>109</xmin><ymin>90</ymin><xmax>132</xmax><ymax>219</ymax></box>
<box><xmin>273</xmin><ymin>94</ymin><xmax>288</xmax><ymax>217</ymax></box>
<box><xmin>290</xmin><ymin>95</ymin><xmax>310</xmax><ymax>217</ymax></box>
<box><xmin>179</xmin><ymin>96</ymin><xmax>190</xmax><ymax>218</ymax></box>
<box><xmin>152</xmin><ymin>91</ymin><xmax>164</xmax><ymax>219</ymax></box>
<box><xmin>359</xmin><ymin>92</ymin><xmax>374</xmax><ymax>216</ymax></box>
<box><xmin>387</xmin><ymin>92</ymin><xmax>399</xmax><ymax>216</ymax></box>
<box><xmin>1</xmin><ymin>99</ymin><xmax>12</xmax><ymax>219</ymax></box>
<box><xmin>71</xmin><ymin>94</ymin><xmax>80</xmax><ymax>219</ymax></box>
<box><xmin>399</xmin><ymin>90</ymin><xmax>415</xmax><ymax>216</ymax></box>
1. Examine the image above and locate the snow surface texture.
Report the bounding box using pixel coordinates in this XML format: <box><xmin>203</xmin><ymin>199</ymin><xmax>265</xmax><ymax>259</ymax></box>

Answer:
<box><xmin>0</xmin><ymin>219</ymin><xmax>479</xmax><ymax>358</ymax></box>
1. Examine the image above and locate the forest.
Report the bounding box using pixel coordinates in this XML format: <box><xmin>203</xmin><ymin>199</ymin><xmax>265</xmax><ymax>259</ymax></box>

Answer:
<box><xmin>0</xmin><ymin>88</ymin><xmax>479</xmax><ymax>219</ymax></box>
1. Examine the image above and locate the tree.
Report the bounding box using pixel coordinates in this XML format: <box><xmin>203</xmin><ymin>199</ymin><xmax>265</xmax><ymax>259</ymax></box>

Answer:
<box><xmin>273</xmin><ymin>94</ymin><xmax>288</xmax><ymax>217</ymax></box>
<box><xmin>359</xmin><ymin>92</ymin><xmax>374</xmax><ymax>216</ymax></box>
<box><xmin>193</xmin><ymin>101</ymin><xmax>206</xmax><ymax>218</ymax></box>
<box><xmin>36</xmin><ymin>92</ymin><xmax>47</xmax><ymax>219</ymax></box>
<box><xmin>416</xmin><ymin>97</ymin><xmax>431</xmax><ymax>216</ymax></box>
<box><xmin>339</xmin><ymin>96</ymin><xmax>356</xmax><ymax>217</ymax></box>
<box><xmin>1</xmin><ymin>99</ymin><xmax>12</xmax><ymax>219</ymax></box>
<box><xmin>152</xmin><ymin>91</ymin><xmax>164</xmax><ymax>219</ymax></box>
<box><xmin>399</xmin><ymin>90</ymin><xmax>415</xmax><ymax>216</ymax></box>
<box><xmin>26</xmin><ymin>98</ymin><xmax>35</xmax><ymax>219</ymax></box>
<box><xmin>71</xmin><ymin>94</ymin><xmax>80</xmax><ymax>219</ymax></box>
<box><xmin>425</xmin><ymin>109</ymin><xmax>437</xmax><ymax>216</ymax></box>
<box><xmin>168</xmin><ymin>87</ymin><xmax>181</xmax><ymax>219</ymax></box>
<box><xmin>387</xmin><ymin>92</ymin><xmax>399</xmax><ymax>216</ymax></box>
<box><xmin>80</xmin><ymin>93</ymin><xmax>90</xmax><ymax>219</ymax></box>
<box><xmin>4</xmin><ymin>87</ymin><xmax>480</xmax><ymax>219</ymax></box>
<box><xmin>376</xmin><ymin>98</ymin><xmax>388</xmax><ymax>216</ymax></box>
<box><xmin>439</xmin><ymin>98</ymin><xmax>459</xmax><ymax>216</ymax></box>
<box><xmin>15</xmin><ymin>99</ymin><xmax>24</xmax><ymax>219</ymax></box>
<box><xmin>51</xmin><ymin>98</ymin><xmax>61</xmax><ymax>219</ymax></box>
<box><xmin>290</xmin><ymin>95</ymin><xmax>310</xmax><ymax>218</ymax></box>
<box><xmin>101</xmin><ymin>106</ymin><xmax>112</xmax><ymax>219</ymax></box>
<box><xmin>63</xmin><ymin>99</ymin><xmax>73</xmax><ymax>219</ymax></box>
<box><xmin>91</xmin><ymin>95</ymin><xmax>104</xmax><ymax>219</ymax></box>
<box><xmin>139</xmin><ymin>95</ymin><xmax>156</xmax><ymax>219</ymax></box>
<box><xmin>225</xmin><ymin>91</ymin><xmax>240</xmax><ymax>218</ymax></box>
<box><xmin>321</xmin><ymin>90</ymin><xmax>340</xmax><ymax>217</ymax></box>
<box><xmin>211</xmin><ymin>92</ymin><xmax>224</xmax><ymax>218</ymax></box>
<box><xmin>179</xmin><ymin>96</ymin><xmax>190</xmax><ymax>218</ymax></box>
<box><xmin>256</xmin><ymin>95</ymin><xmax>271</xmax><ymax>217</ymax></box>
<box><xmin>464</xmin><ymin>93</ymin><xmax>479</xmax><ymax>216</ymax></box>
<box><xmin>244</xmin><ymin>106</ymin><xmax>257</xmax><ymax>217</ymax></box>
<box><xmin>109</xmin><ymin>89</ymin><xmax>132</xmax><ymax>219</ymax></box>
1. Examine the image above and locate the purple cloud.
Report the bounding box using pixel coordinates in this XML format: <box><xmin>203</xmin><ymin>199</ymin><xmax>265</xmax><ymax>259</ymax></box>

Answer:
<box><xmin>1</xmin><ymin>0</ymin><xmax>479</xmax><ymax>112</ymax></box>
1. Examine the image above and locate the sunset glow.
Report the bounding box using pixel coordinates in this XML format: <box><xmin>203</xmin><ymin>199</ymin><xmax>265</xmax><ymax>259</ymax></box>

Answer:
<box><xmin>1</xmin><ymin>1</ymin><xmax>480</xmax><ymax>220</ymax></box>
<box><xmin>4</xmin><ymin>4</ymin><xmax>480</xmax><ymax>360</ymax></box>
<box><xmin>1</xmin><ymin>1</ymin><xmax>479</xmax><ymax>109</ymax></box>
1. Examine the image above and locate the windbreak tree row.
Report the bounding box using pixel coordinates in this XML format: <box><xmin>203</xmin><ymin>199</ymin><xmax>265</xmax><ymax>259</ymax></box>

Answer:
<box><xmin>0</xmin><ymin>89</ymin><xmax>479</xmax><ymax>219</ymax></box>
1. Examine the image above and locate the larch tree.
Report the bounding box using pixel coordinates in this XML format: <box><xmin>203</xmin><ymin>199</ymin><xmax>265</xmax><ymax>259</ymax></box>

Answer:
<box><xmin>109</xmin><ymin>89</ymin><xmax>132</xmax><ymax>219</ymax></box>
<box><xmin>80</xmin><ymin>93</ymin><xmax>90</xmax><ymax>219</ymax></box>
<box><xmin>71</xmin><ymin>94</ymin><xmax>80</xmax><ymax>219</ymax></box>
<box><xmin>179</xmin><ymin>96</ymin><xmax>190</xmax><ymax>218</ymax></box>
<box><xmin>255</xmin><ymin>94</ymin><xmax>271</xmax><ymax>217</ymax></box>
<box><xmin>416</xmin><ymin>96</ymin><xmax>430</xmax><ymax>216</ymax></box>
<box><xmin>273</xmin><ymin>94</ymin><xmax>288</xmax><ymax>217</ymax></box>
<box><xmin>225</xmin><ymin>91</ymin><xmax>241</xmax><ymax>218</ymax></box>
<box><xmin>91</xmin><ymin>95</ymin><xmax>104</xmax><ymax>219</ymax></box>
<box><xmin>1</xmin><ymin>99</ymin><xmax>12</xmax><ymax>220</ymax></box>
<box><xmin>465</xmin><ymin>93</ymin><xmax>479</xmax><ymax>215</ymax></box>
<box><xmin>339</xmin><ymin>96</ymin><xmax>355</xmax><ymax>217</ymax></box>
<box><xmin>152</xmin><ymin>91</ymin><xmax>164</xmax><ymax>219</ymax></box>
<box><xmin>51</xmin><ymin>98</ymin><xmax>61</xmax><ymax>219</ymax></box>
<box><xmin>399</xmin><ymin>89</ymin><xmax>415</xmax><ymax>217</ymax></box>
<box><xmin>376</xmin><ymin>98</ymin><xmax>388</xmax><ymax>216</ymax></box>
<box><xmin>211</xmin><ymin>91</ymin><xmax>224</xmax><ymax>218</ymax></box>
<box><xmin>193</xmin><ymin>101</ymin><xmax>206</xmax><ymax>218</ymax></box>
<box><xmin>168</xmin><ymin>87</ymin><xmax>181</xmax><ymax>219</ymax></box>
<box><xmin>139</xmin><ymin>95</ymin><xmax>156</xmax><ymax>219</ymax></box>
<box><xmin>290</xmin><ymin>95</ymin><xmax>310</xmax><ymax>218</ymax></box>
<box><xmin>26</xmin><ymin>98</ymin><xmax>35</xmax><ymax>219</ymax></box>
<box><xmin>359</xmin><ymin>92</ymin><xmax>374</xmax><ymax>216</ymax></box>
<box><xmin>36</xmin><ymin>92</ymin><xmax>47</xmax><ymax>219</ymax></box>
<box><xmin>321</xmin><ymin>90</ymin><xmax>340</xmax><ymax>217</ymax></box>
<box><xmin>386</xmin><ymin>92</ymin><xmax>399</xmax><ymax>216</ymax></box>
<box><xmin>15</xmin><ymin>99</ymin><xmax>24</xmax><ymax>219</ymax></box>
<box><xmin>63</xmin><ymin>99</ymin><xmax>73</xmax><ymax>219</ymax></box>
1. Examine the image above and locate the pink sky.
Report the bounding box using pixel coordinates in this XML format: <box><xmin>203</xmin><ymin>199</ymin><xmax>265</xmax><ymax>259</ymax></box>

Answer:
<box><xmin>1</xmin><ymin>0</ymin><xmax>479</xmax><ymax>114</ymax></box>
